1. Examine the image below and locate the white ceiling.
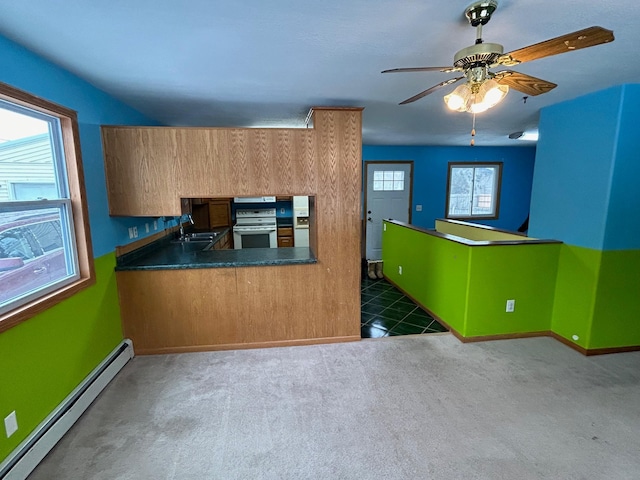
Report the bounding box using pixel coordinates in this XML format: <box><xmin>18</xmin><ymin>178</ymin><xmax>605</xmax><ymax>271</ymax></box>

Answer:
<box><xmin>0</xmin><ymin>1</ymin><xmax>637</xmax><ymax>146</ymax></box>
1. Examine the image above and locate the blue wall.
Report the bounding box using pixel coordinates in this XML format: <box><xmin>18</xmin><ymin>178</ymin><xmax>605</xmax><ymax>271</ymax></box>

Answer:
<box><xmin>0</xmin><ymin>35</ymin><xmax>162</xmax><ymax>256</ymax></box>
<box><xmin>530</xmin><ymin>84</ymin><xmax>640</xmax><ymax>251</ymax></box>
<box><xmin>362</xmin><ymin>145</ymin><xmax>536</xmax><ymax>231</ymax></box>
<box><xmin>529</xmin><ymin>86</ymin><xmax>622</xmax><ymax>249</ymax></box>
<box><xmin>604</xmin><ymin>84</ymin><xmax>640</xmax><ymax>250</ymax></box>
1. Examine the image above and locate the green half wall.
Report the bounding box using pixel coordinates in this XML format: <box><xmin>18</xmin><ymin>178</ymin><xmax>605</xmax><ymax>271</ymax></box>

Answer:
<box><xmin>383</xmin><ymin>221</ymin><xmax>640</xmax><ymax>352</ymax></box>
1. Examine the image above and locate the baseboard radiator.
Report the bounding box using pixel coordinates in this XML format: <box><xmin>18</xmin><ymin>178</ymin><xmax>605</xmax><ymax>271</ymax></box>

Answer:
<box><xmin>0</xmin><ymin>339</ymin><xmax>134</xmax><ymax>480</ymax></box>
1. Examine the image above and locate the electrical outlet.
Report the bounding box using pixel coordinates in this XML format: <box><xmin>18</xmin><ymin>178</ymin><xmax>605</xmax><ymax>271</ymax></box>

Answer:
<box><xmin>145</xmin><ymin>223</ymin><xmax>149</xmax><ymax>233</ymax></box>
<box><xmin>416</xmin><ymin>204</ymin><xmax>423</xmax><ymax>212</ymax></box>
<box><xmin>128</xmin><ymin>227</ymin><xmax>134</xmax><ymax>239</ymax></box>
<box><xmin>506</xmin><ymin>299</ymin><xmax>515</xmax><ymax>313</ymax></box>
<box><xmin>398</xmin><ymin>265</ymin><xmax>403</xmax><ymax>275</ymax></box>
<box><xmin>132</xmin><ymin>226</ymin><xmax>138</xmax><ymax>238</ymax></box>
<box><xmin>153</xmin><ymin>220</ymin><xmax>158</xmax><ymax>230</ymax></box>
<box><xmin>5</xmin><ymin>411</ymin><xmax>18</xmax><ymax>438</ymax></box>
<box><xmin>280</xmin><ymin>208</ymin><xmax>285</xmax><ymax>214</ymax></box>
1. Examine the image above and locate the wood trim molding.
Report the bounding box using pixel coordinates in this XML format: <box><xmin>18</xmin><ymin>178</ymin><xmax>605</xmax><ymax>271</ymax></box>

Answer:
<box><xmin>384</xmin><ymin>276</ymin><xmax>639</xmax><ymax>356</ymax></box>
<box><xmin>445</xmin><ymin>161</ymin><xmax>503</xmax><ymax>221</ymax></box>
<box><xmin>453</xmin><ymin>330</ymin><xmax>552</xmax><ymax>343</ymax></box>
<box><xmin>115</xmin><ymin>226</ymin><xmax>181</xmax><ymax>257</ymax></box>
<box><xmin>0</xmin><ymin>82</ymin><xmax>95</xmax><ymax>332</ymax></box>
<box><xmin>132</xmin><ymin>335</ymin><xmax>361</xmax><ymax>355</ymax></box>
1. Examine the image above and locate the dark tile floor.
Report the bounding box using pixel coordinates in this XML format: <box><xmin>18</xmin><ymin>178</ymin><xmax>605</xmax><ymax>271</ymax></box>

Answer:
<box><xmin>361</xmin><ymin>277</ymin><xmax>448</xmax><ymax>338</ymax></box>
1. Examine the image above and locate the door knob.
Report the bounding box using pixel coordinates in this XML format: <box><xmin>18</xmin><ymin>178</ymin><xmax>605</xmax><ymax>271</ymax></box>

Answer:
<box><xmin>367</xmin><ymin>217</ymin><xmax>372</xmax><ymax>222</ymax></box>
<box><xmin>367</xmin><ymin>210</ymin><xmax>372</xmax><ymax>214</ymax></box>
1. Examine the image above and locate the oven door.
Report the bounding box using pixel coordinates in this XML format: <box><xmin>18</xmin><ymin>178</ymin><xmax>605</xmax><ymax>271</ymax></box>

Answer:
<box><xmin>233</xmin><ymin>227</ymin><xmax>277</xmax><ymax>249</ymax></box>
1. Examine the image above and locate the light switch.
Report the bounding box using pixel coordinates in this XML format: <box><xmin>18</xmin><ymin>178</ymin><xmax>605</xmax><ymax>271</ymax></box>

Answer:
<box><xmin>416</xmin><ymin>204</ymin><xmax>423</xmax><ymax>212</ymax></box>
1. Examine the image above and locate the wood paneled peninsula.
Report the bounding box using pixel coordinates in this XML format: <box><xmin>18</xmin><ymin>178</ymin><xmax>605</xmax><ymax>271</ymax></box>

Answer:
<box><xmin>102</xmin><ymin>107</ymin><xmax>363</xmax><ymax>354</ymax></box>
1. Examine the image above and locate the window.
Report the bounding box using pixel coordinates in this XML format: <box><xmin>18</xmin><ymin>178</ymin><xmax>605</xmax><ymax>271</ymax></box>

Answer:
<box><xmin>0</xmin><ymin>83</ymin><xmax>94</xmax><ymax>331</ymax></box>
<box><xmin>373</xmin><ymin>170</ymin><xmax>405</xmax><ymax>191</ymax></box>
<box><xmin>446</xmin><ymin>162</ymin><xmax>502</xmax><ymax>219</ymax></box>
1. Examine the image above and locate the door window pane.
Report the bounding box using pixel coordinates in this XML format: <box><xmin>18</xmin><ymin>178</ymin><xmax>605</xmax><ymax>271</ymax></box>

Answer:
<box><xmin>373</xmin><ymin>170</ymin><xmax>405</xmax><ymax>191</ymax></box>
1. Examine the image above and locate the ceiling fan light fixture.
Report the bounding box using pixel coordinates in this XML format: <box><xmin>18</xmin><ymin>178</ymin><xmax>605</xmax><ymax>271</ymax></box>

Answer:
<box><xmin>444</xmin><ymin>79</ymin><xmax>508</xmax><ymax>113</ymax></box>
<box><xmin>444</xmin><ymin>83</ymin><xmax>471</xmax><ymax>111</ymax></box>
<box><xmin>480</xmin><ymin>79</ymin><xmax>509</xmax><ymax>106</ymax></box>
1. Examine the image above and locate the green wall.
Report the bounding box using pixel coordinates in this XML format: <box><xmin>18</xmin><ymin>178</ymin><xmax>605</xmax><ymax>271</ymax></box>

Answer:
<box><xmin>382</xmin><ymin>222</ymin><xmax>470</xmax><ymax>334</ymax></box>
<box><xmin>591</xmin><ymin>249</ymin><xmax>640</xmax><ymax>349</ymax></box>
<box><xmin>382</xmin><ymin>221</ymin><xmax>560</xmax><ymax>338</ymax></box>
<box><xmin>550</xmin><ymin>245</ymin><xmax>600</xmax><ymax>349</ymax></box>
<box><xmin>0</xmin><ymin>253</ymin><xmax>122</xmax><ymax>460</ymax></box>
<box><xmin>466</xmin><ymin>244</ymin><xmax>559</xmax><ymax>337</ymax></box>
<box><xmin>551</xmin><ymin>245</ymin><xmax>640</xmax><ymax>350</ymax></box>
<box><xmin>0</xmin><ymin>33</ymin><xmax>159</xmax><ymax>465</ymax></box>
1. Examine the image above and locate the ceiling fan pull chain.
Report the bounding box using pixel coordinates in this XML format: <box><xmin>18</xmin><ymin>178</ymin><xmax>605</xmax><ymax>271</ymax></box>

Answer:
<box><xmin>470</xmin><ymin>113</ymin><xmax>476</xmax><ymax>146</ymax></box>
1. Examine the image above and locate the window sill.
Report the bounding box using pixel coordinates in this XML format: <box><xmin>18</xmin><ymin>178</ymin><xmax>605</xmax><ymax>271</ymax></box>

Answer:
<box><xmin>0</xmin><ymin>275</ymin><xmax>95</xmax><ymax>333</ymax></box>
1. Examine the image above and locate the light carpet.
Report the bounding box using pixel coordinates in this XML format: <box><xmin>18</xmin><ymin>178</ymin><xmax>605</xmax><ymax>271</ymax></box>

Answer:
<box><xmin>29</xmin><ymin>335</ymin><xmax>640</xmax><ymax>479</ymax></box>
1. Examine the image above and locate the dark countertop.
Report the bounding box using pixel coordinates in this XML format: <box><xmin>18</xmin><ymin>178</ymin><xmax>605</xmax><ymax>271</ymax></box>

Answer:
<box><xmin>116</xmin><ymin>228</ymin><xmax>317</xmax><ymax>271</ymax></box>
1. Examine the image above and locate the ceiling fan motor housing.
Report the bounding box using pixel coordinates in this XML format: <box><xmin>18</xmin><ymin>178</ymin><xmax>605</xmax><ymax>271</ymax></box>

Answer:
<box><xmin>453</xmin><ymin>42</ymin><xmax>504</xmax><ymax>70</ymax></box>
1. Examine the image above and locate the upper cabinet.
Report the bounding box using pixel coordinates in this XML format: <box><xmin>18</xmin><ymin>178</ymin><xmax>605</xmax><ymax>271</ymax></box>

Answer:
<box><xmin>101</xmin><ymin>107</ymin><xmax>363</xmax><ymax>217</ymax></box>
<box><xmin>101</xmin><ymin>128</ymin><xmax>182</xmax><ymax>216</ymax></box>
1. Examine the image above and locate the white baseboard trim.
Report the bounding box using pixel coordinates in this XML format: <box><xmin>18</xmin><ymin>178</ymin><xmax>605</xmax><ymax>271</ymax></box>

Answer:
<box><xmin>0</xmin><ymin>339</ymin><xmax>134</xmax><ymax>480</ymax></box>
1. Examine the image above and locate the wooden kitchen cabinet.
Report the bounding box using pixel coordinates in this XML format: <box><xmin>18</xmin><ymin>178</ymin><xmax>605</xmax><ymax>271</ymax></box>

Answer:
<box><xmin>208</xmin><ymin>199</ymin><xmax>232</xmax><ymax>228</ymax></box>
<box><xmin>277</xmin><ymin>226</ymin><xmax>294</xmax><ymax>248</ymax></box>
<box><xmin>110</xmin><ymin>108</ymin><xmax>364</xmax><ymax>355</ymax></box>
<box><xmin>213</xmin><ymin>230</ymin><xmax>232</xmax><ymax>250</ymax></box>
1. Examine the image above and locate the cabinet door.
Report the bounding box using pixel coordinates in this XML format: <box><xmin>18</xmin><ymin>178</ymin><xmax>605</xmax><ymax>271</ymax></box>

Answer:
<box><xmin>213</xmin><ymin>231</ymin><xmax>231</xmax><ymax>250</ymax></box>
<box><xmin>278</xmin><ymin>236</ymin><xmax>294</xmax><ymax>248</ymax></box>
<box><xmin>208</xmin><ymin>199</ymin><xmax>231</xmax><ymax>228</ymax></box>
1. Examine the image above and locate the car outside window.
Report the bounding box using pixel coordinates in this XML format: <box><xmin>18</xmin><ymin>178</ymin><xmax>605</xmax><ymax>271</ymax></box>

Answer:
<box><xmin>0</xmin><ymin>82</ymin><xmax>94</xmax><ymax>331</ymax></box>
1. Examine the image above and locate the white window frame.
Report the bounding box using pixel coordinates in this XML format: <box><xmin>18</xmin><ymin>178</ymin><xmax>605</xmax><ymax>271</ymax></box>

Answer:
<box><xmin>445</xmin><ymin>162</ymin><xmax>502</xmax><ymax>220</ymax></box>
<box><xmin>372</xmin><ymin>170</ymin><xmax>405</xmax><ymax>191</ymax></box>
<box><xmin>0</xmin><ymin>82</ymin><xmax>95</xmax><ymax>332</ymax></box>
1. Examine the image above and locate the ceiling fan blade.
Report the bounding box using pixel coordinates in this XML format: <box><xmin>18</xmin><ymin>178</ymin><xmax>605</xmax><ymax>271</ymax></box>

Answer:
<box><xmin>382</xmin><ymin>66</ymin><xmax>459</xmax><ymax>74</ymax></box>
<box><xmin>494</xmin><ymin>71</ymin><xmax>557</xmax><ymax>96</ymax></box>
<box><xmin>500</xmin><ymin>26</ymin><xmax>614</xmax><ymax>65</ymax></box>
<box><xmin>398</xmin><ymin>77</ymin><xmax>464</xmax><ymax>105</ymax></box>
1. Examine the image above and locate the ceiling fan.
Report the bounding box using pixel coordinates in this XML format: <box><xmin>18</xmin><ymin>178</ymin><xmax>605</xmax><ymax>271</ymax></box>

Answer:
<box><xmin>382</xmin><ymin>0</ymin><xmax>614</xmax><ymax>115</ymax></box>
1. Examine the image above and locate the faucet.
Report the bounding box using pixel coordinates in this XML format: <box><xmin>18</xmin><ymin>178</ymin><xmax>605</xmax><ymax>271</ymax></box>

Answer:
<box><xmin>177</xmin><ymin>213</ymin><xmax>194</xmax><ymax>239</ymax></box>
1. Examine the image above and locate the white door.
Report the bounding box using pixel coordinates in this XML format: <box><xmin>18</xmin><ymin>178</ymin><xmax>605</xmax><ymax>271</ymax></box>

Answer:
<box><xmin>365</xmin><ymin>162</ymin><xmax>412</xmax><ymax>260</ymax></box>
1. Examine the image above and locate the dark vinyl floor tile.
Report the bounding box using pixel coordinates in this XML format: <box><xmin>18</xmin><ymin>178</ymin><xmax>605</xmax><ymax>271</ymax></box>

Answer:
<box><xmin>425</xmin><ymin>320</ymin><xmax>448</xmax><ymax>333</ymax></box>
<box><xmin>389</xmin><ymin>322</ymin><xmax>426</xmax><ymax>336</ymax></box>
<box><xmin>368</xmin><ymin>316</ymin><xmax>400</xmax><ymax>332</ymax></box>
<box><xmin>361</xmin><ymin>277</ymin><xmax>448</xmax><ymax>339</ymax></box>
<box><xmin>403</xmin><ymin>313</ymin><xmax>435</xmax><ymax>328</ymax></box>
<box><xmin>361</xmin><ymin>324</ymin><xmax>389</xmax><ymax>338</ymax></box>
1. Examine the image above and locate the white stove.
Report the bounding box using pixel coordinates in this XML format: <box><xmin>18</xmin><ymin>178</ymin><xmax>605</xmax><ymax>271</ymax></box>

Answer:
<box><xmin>233</xmin><ymin>208</ymin><xmax>278</xmax><ymax>249</ymax></box>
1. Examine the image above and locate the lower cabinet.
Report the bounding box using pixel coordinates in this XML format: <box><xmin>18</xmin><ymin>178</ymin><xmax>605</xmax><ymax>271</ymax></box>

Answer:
<box><xmin>115</xmin><ymin>263</ymin><xmax>362</xmax><ymax>354</ymax></box>
<box><xmin>277</xmin><ymin>227</ymin><xmax>294</xmax><ymax>247</ymax></box>
<box><xmin>213</xmin><ymin>230</ymin><xmax>231</xmax><ymax>250</ymax></box>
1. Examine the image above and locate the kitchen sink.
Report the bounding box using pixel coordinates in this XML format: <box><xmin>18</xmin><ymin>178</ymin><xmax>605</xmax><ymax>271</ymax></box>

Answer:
<box><xmin>171</xmin><ymin>231</ymin><xmax>220</xmax><ymax>244</ymax></box>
